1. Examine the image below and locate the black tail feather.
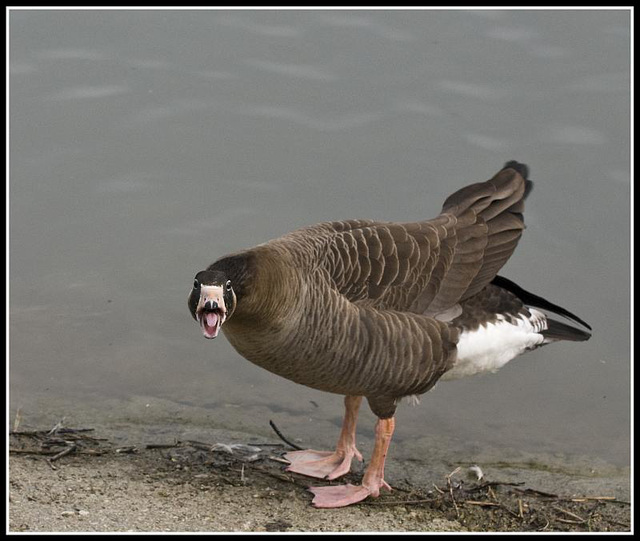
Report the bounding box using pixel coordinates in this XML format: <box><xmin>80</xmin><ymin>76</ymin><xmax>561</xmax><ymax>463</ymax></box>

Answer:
<box><xmin>491</xmin><ymin>275</ymin><xmax>592</xmax><ymax>331</ymax></box>
<box><xmin>543</xmin><ymin>318</ymin><xmax>592</xmax><ymax>342</ymax></box>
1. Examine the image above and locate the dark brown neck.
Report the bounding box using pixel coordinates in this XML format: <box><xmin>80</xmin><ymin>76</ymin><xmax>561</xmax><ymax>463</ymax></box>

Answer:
<box><xmin>208</xmin><ymin>251</ymin><xmax>254</xmax><ymax>303</ymax></box>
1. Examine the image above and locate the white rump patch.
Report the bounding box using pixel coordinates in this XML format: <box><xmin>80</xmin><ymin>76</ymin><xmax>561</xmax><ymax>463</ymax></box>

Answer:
<box><xmin>442</xmin><ymin>309</ymin><xmax>547</xmax><ymax>381</ymax></box>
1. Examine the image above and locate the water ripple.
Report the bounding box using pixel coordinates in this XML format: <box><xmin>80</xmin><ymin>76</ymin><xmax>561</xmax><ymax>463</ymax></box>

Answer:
<box><xmin>463</xmin><ymin>133</ymin><xmax>510</xmax><ymax>151</ymax></box>
<box><xmin>317</xmin><ymin>13</ymin><xmax>415</xmax><ymax>42</ymax></box>
<box><xmin>215</xmin><ymin>14</ymin><xmax>302</xmax><ymax>38</ymax></box>
<box><xmin>239</xmin><ymin>105</ymin><xmax>383</xmax><ymax>132</ymax></box>
<box><xmin>392</xmin><ymin>99</ymin><xmax>444</xmax><ymax>117</ymax></box>
<box><xmin>245</xmin><ymin>59</ymin><xmax>335</xmax><ymax>82</ymax></box>
<box><xmin>167</xmin><ymin>208</ymin><xmax>258</xmax><ymax>236</ymax></box>
<box><xmin>545</xmin><ymin>125</ymin><xmax>607</xmax><ymax>146</ymax></box>
<box><xmin>96</xmin><ymin>176</ymin><xmax>155</xmax><ymax>194</ymax></box>
<box><xmin>49</xmin><ymin>84</ymin><xmax>129</xmax><ymax>100</ymax></box>
<box><xmin>485</xmin><ymin>25</ymin><xmax>538</xmax><ymax>43</ymax></box>
<box><xmin>35</xmin><ymin>48</ymin><xmax>106</xmax><ymax>61</ymax></box>
<box><xmin>9</xmin><ymin>62</ymin><xmax>36</xmax><ymax>75</ymax></box>
<box><xmin>438</xmin><ymin>80</ymin><xmax>508</xmax><ymax>101</ymax></box>
<box><xmin>564</xmin><ymin>72</ymin><xmax>629</xmax><ymax>94</ymax></box>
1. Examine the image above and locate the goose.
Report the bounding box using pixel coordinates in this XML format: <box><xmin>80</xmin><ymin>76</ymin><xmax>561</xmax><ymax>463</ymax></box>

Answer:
<box><xmin>188</xmin><ymin>161</ymin><xmax>591</xmax><ymax>508</ymax></box>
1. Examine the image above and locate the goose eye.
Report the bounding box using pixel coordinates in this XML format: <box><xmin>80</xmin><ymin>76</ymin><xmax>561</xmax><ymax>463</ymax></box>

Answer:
<box><xmin>225</xmin><ymin>280</ymin><xmax>232</xmax><ymax>291</ymax></box>
<box><xmin>193</xmin><ymin>279</ymin><xmax>199</xmax><ymax>289</ymax></box>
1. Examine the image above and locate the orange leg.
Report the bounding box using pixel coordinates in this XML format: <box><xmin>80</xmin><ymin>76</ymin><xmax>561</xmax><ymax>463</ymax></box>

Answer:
<box><xmin>309</xmin><ymin>417</ymin><xmax>395</xmax><ymax>508</ymax></box>
<box><xmin>284</xmin><ymin>396</ymin><xmax>363</xmax><ymax>480</ymax></box>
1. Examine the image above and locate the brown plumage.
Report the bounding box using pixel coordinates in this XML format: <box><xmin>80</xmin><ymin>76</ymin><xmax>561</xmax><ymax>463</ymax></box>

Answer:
<box><xmin>188</xmin><ymin>160</ymin><xmax>591</xmax><ymax>508</ymax></box>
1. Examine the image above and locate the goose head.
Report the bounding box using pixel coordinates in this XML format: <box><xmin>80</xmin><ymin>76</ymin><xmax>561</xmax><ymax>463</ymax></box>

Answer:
<box><xmin>188</xmin><ymin>270</ymin><xmax>237</xmax><ymax>339</ymax></box>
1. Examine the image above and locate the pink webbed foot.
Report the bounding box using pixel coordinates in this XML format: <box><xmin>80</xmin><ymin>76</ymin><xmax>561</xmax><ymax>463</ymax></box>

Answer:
<box><xmin>309</xmin><ymin>480</ymin><xmax>391</xmax><ymax>508</ymax></box>
<box><xmin>307</xmin><ymin>416</ymin><xmax>396</xmax><ymax>508</ymax></box>
<box><xmin>284</xmin><ymin>447</ymin><xmax>363</xmax><ymax>480</ymax></box>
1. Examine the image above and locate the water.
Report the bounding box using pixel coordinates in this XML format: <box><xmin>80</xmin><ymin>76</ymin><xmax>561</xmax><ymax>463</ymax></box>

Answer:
<box><xmin>9</xmin><ymin>9</ymin><xmax>630</xmax><ymax>470</ymax></box>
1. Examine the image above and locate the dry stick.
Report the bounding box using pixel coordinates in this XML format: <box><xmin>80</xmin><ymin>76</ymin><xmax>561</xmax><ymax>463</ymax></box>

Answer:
<box><xmin>45</xmin><ymin>442</ymin><xmax>77</xmax><ymax>470</ymax></box>
<box><xmin>464</xmin><ymin>500</ymin><xmax>500</xmax><ymax>507</ymax></box>
<box><xmin>516</xmin><ymin>487</ymin><xmax>558</xmax><ymax>499</ymax></box>
<box><xmin>362</xmin><ymin>498</ymin><xmax>439</xmax><ymax>506</ymax></box>
<box><xmin>247</xmin><ymin>463</ymin><xmax>305</xmax><ymax>486</ymax></box>
<box><xmin>537</xmin><ymin>515</ymin><xmax>551</xmax><ymax>532</ymax></box>
<box><xmin>552</xmin><ymin>506</ymin><xmax>586</xmax><ymax>524</ymax></box>
<box><xmin>570</xmin><ymin>496</ymin><xmax>617</xmax><ymax>502</ymax></box>
<box><xmin>267</xmin><ymin>455</ymin><xmax>291</xmax><ymax>465</ymax></box>
<box><xmin>13</xmin><ymin>408</ymin><xmax>22</xmax><ymax>432</ymax></box>
<box><xmin>56</xmin><ymin>428</ymin><xmax>96</xmax><ymax>434</ymax></box>
<box><xmin>268</xmin><ymin>420</ymin><xmax>304</xmax><ymax>451</ymax></box>
<box><xmin>10</xmin><ymin>448</ymin><xmax>60</xmax><ymax>455</ymax></box>
<box><xmin>146</xmin><ymin>442</ymin><xmax>180</xmax><ymax>449</ymax></box>
<box><xmin>115</xmin><ymin>446</ymin><xmax>139</xmax><ymax>454</ymax></box>
<box><xmin>466</xmin><ymin>480</ymin><xmax>525</xmax><ymax>493</ymax></box>
<box><xmin>48</xmin><ymin>419</ymin><xmax>65</xmax><ymax>435</ymax></box>
<box><xmin>48</xmin><ymin>443</ymin><xmax>77</xmax><ymax>462</ymax></box>
<box><xmin>184</xmin><ymin>440</ymin><xmax>218</xmax><ymax>452</ymax></box>
<box><xmin>556</xmin><ymin>517</ymin><xmax>585</xmax><ymax>525</ymax></box>
<box><xmin>446</xmin><ymin>468</ymin><xmax>460</xmax><ymax>518</ymax></box>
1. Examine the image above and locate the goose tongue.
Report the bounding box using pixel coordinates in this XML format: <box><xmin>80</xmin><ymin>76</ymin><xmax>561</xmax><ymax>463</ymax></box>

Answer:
<box><xmin>201</xmin><ymin>311</ymin><xmax>222</xmax><ymax>339</ymax></box>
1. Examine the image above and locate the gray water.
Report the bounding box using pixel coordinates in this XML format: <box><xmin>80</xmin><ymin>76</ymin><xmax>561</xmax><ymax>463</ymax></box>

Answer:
<box><xmin>9</xmin><ymin>9</ymin><xmax>630</xmax><ymax>470</ymax></box>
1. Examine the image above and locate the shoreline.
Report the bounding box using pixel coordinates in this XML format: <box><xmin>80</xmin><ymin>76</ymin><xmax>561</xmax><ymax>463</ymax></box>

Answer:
<box><xmin>8</xmin><ymin>422</ymin><xmax>631</xmax><ymax>533</ymax></box>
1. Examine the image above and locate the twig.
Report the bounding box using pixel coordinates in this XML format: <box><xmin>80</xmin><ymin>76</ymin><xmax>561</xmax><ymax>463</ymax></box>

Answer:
<box><xmin>516</xmin><ymin>487</ymin><xmax>558</xmax><ymax>499</ymax></box>
<box><xmin>48</xmin><ymin>419</ymin><xmax>65</xmax><ymax>435</ymax></box>
<box><xmin>556</xmin><ymin>517</ymin><xmax>585</xmax><ymax>525</ymax></box>
<box><xmin>464</xmin><ymin>500</ymin><xmax>500</xmax><ymax>507</ymax></box>
<box><xmin>466</xmin><ymin>480</ymin><xmax>525</xmax><ymax>493</ymax></box>
<box><xmin>537</xmin><ymin>516</ymin><xmax>551</xmax><ymax>531</ymax></box>
<box><xmin>115</xmin><ymin>446</ymin><xmax>139</xmax><ymax>454</ymax></box>
<box><xmin>570</xmin><ymin>496</ymin><xmax>617</xmax><ymax>502</ymax></box>
<box><xmin>445</xmin><ymin>468</ymin><xmax>460</xmax><ymax>518</ymax></box>
<box><xmin>246</xmin><ymin>463</ymin><xmax>303</xmax><ymax>486</ymax></box>
<box><xmin>48</xmin><ymin>443</ymin><xmax>76</xmax><ymax>462</ymax></box>
<box><xmin>56</xmin><ymin>428</ymin><xmax>95</xmax><ymax>434</ymax></box>
<box><xmin>362</xmin><ymin>498</ymin><xmax>439</xmax><ymax>506</ymax></box>
<box><xmin>185</xmin><ymin>440</ymin><xmax>218</xmax><ymax>452</ymax></box>
<box><xmin>552</xmin><ymin>506</ymin><xmax>586</xmax><ymax>524</ymax></box>
<box><xmin>268</xmin><ymin>455</ymin><xmax>291</xmax><ymax>464</ymax></box>
<box><xmin>145</xmin><ymin>443</ymin><xmax>180</xmax><ymax>449</ymax></box>
<box><xmin>268</xmin><ymin>420</ymin><xmax>303</xmax><ymax>451</ymax></box>
<box><xmin>13</xmin><ymin>408</ymin><xmax>22</xmax><ymax>432</ymax></box>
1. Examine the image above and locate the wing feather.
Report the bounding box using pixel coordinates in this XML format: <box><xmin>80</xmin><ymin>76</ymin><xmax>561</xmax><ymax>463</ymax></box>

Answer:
<box><xmin>286</xmin><ymin>161</ymin><xmax>531</xmax><ymax>315</ymax></box>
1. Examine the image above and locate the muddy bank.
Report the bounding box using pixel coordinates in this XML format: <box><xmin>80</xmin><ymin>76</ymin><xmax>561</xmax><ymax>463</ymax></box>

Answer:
<box><xmin>8</xmin><ymin>420</ymin><xmax>631</xmax><ymax>533</ymax></box>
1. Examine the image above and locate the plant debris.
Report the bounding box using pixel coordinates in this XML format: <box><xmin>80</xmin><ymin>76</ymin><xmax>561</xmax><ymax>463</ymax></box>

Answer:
<box><xmin>9</xmin><ymin>420</ymin><xmax>630</xmax><ymax>532</ymax></box>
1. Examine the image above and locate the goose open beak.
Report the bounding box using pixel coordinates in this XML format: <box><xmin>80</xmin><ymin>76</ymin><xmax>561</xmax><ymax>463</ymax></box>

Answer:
<box><xmin>196</xmin><ymin>285</ymin><xmax>227</xmax><ymax>339</ymax></box>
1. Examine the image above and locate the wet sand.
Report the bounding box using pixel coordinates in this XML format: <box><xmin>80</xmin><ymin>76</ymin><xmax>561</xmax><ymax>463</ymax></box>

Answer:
<box><xmin>8</xmin><ymin>407</ymin><xmax>631</xmax><ymax>533</ymax></box>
